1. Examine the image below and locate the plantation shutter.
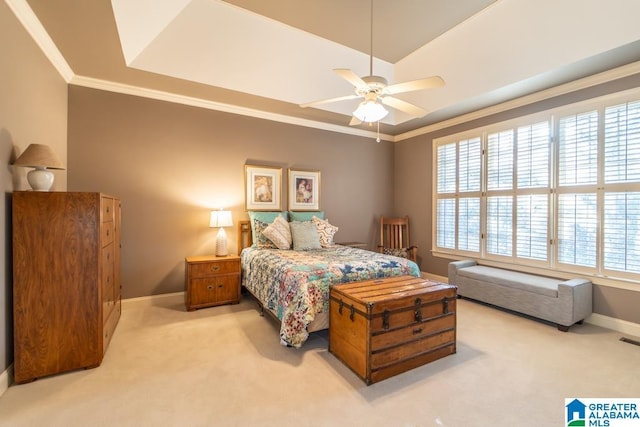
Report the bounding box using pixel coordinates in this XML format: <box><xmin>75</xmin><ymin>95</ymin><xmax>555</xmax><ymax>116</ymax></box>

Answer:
<box><xmin>557</xmin><ymin>112</ymin><xmax>598</xmax><ymax>268</ymax></box>
<box><xmin>603</xmin><ymin>101</ymin><xmax>640</xmax><ymax>273</ymax></box>
<box><xmin>435</xmin><ymin>138</ymin><xmax>481</xmax><ymax>253</ymax></box>
<box><xmin>515</xmin><ymin>122</ymin><xmax>550</xmax><ymax>261</ymax></box>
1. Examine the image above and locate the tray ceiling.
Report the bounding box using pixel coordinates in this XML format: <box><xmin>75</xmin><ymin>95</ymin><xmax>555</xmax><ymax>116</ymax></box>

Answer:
<box><xmin>21</xmin><ymin>0</ymin><xmax>640</xmax><ymax>138</ymax></box>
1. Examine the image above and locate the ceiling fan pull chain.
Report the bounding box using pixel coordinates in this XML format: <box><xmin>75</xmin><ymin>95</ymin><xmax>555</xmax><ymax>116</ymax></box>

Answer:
<box><xmin>376</xmin><ymin>120</ymin><xmax>381</xmax><ymax>143</ymax></box>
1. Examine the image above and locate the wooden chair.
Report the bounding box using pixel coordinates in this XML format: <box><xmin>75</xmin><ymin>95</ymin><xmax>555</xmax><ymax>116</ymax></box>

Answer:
<box><xmin>378</xmin><ymin>216</ymin><xmax>417</xmax><ymax>262</ymax></box>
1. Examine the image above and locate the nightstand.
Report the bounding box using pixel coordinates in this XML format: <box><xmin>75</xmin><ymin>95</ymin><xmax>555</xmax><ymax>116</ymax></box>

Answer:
<box><xmin>185</xmin><ymin>255</ymin><xmax>241</xmax><ymax>311</ymax></box>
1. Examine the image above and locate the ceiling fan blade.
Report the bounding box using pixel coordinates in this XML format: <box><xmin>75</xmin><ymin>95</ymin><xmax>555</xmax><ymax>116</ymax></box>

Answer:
<box><xmin>334</xmin><ymin>69</ymin><xmax>370</xmax><ymax>92</ymax></box>
<box><xmin>349</xmin><ymin>116</ymin><xmax>363</xmax><ymax>126</ymax></box>
<box><xmin>384</xmin><ymin>76</ymin><xmax>445</xmax><ymax>95</ymax></box>
<box><xmin>381</xmin><ymin>96</ymin><xmax>428</xmax><ymax>118</ymax></box>
<box><xmin>299</xmin><ymin>94</ymin><xmax>360</xmax><ymax>108</ymax></box>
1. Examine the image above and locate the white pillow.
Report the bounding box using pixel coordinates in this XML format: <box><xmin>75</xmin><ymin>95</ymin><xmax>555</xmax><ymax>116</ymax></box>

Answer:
<box><xmin>312</xmin><ymin>216</ymin><xmax>338</xmax><ymax>247</ymax></box>
<box><xmin>262</xmin><ymin>215</ymin><xmax>292</xmax><ymax>250</ymax></box>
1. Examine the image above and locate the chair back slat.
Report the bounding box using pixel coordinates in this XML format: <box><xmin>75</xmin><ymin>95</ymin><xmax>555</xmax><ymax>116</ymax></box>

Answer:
<box><xmin>379</xmin><ymin>216</ymin><xmax>416</xmax><ymax>262</ymax></box>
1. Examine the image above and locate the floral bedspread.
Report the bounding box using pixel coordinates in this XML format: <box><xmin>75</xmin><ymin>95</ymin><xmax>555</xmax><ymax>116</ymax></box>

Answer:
<box><xmin>240</xmin><ymin>245</ymin><xmax>420</xmax><ymax>347</ymax></box>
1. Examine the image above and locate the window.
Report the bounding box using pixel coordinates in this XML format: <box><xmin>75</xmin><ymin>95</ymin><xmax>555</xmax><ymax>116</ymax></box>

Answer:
<box><xmin>433</xmin><ymin>93</ymin><xmax>640</xmax><ymax>281</ymax></box>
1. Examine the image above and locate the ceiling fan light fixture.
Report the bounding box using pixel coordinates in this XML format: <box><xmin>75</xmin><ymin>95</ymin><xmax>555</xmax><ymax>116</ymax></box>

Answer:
<box><xmin>353</xmin><ymin>97</ymin><xmax>388</xmax><ymax>123</ymax></box>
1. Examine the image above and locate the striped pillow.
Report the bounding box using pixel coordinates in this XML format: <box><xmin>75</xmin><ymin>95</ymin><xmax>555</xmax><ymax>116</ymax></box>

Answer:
<box><xmin>262</xmin><ymin>215</ymin><xmax>292</xmax><ymax>250</ymax></box>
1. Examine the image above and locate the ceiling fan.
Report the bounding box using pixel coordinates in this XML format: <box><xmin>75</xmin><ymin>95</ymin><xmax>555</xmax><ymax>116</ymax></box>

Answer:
<box><xmin>299</xmin><ymin>0</ymin><xmax>445</xmax><ymax>126</ymax></box>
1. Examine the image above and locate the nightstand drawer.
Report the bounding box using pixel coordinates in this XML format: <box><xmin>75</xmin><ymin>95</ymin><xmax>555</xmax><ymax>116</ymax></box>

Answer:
<box><xmin>190</xmin><ymin>260</ymin><xmax>240</xmax><ymax>277</ymax></box>
<box><xmin>189</xmin><ymin>276</ymin><xmax>240</xmax><ymax>306</ymax></box>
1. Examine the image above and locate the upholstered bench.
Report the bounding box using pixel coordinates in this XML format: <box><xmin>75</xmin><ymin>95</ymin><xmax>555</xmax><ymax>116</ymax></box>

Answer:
<box><xmin>448</xmin><ymin>260</ymin><xmax>592</xmax><ymax>331</ymax></box>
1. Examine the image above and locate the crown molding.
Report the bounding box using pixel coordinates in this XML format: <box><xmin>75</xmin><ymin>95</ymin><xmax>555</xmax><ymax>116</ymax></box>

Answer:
<box><xmin>395</xmin><ymin>61</ymin><xmax>640</xmax><ymax>142</ymax></box>
<box><xmin>69</xmin><ymin>75</ymin><xmax>394</xmax><ymax>142</ymax></box>
<box><xmin>6</xmin><ymin>0</ymin><xmax>74</xmax><ymax>82</ymax></box>
<box><xmin>9</xmin><ymin>0</ymin><xmax>391</xmax><ymax>142</ymax></box>
<box><xmin>13</xmin><ymin>0</ymin><xmax>640</xmax><ymax>144</ymax></box>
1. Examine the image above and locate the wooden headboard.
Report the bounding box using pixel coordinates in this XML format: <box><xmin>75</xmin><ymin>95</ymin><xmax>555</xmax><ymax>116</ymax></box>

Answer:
<box><xmin>237</xmin><ymin>220</ymin><xmax>252</xmax><ymax>252</ymax></box>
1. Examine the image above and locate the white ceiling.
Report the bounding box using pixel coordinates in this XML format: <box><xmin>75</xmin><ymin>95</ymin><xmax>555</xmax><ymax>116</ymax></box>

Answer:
<box><xmin>19</xmin><ymin>0</ymin><xmax>640</xmax><ymax>137</ymax></box>
<box><xmin>109</xmin><ymin>0</ymin><xmax>640</xmax><ymax>128</ymax></box>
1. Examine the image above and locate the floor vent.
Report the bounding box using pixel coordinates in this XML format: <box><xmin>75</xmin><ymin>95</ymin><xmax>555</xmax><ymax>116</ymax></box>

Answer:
<box><xmin>620</xmin><ymin>337</ymin><xmax>640</xmax><ymax>347</ymax></box>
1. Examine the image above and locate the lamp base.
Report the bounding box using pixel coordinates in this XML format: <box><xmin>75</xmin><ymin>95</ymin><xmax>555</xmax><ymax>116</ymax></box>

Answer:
<box><xmin>215</xmin><ymin>227</ymin><xmax>228</xmax><ymax>256</ymax></box>
<box><xmin>27</xmin><ymin>167</ymin><xmax>54</xmax><ymax>191</ymax></box>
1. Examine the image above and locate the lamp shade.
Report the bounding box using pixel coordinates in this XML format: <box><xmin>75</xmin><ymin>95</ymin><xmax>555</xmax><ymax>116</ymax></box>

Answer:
<box><xmin>14</xmin><ymin>144</ymin><xmax>65</xmax><ymax>191</ymax></box>
<box><xmin>14</xmin><ymin>144</ymin><xmax>65</xmax><ymax>169</ymax></box>
<box><xmin>209</xmin><ymin>210</ymin><xmax>233</xmax><ymax>228</ymax></box>
<box><xmin>353</xmin><ymin>97</ymin><xmax>388</xmax><ymax>123</ymax></box>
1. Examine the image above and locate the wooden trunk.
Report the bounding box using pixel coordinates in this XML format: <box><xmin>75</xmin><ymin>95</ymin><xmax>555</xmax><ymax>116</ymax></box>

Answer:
<box><xmin>13</xmin><ymin>192</ymin><xmax>121</xmax><ymax>384</ymax></box>
<box><xmin>329</xmin><ymin>275</ymin><xmax>457</xmax><ymax>385</ymax></box>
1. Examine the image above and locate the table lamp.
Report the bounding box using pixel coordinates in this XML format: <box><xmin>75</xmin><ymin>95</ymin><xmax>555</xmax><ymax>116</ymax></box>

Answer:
<box><xmin>13</xmin><ymin>144</ymin><xmax>65</xmax><ymax>191</ymax></box>
<box><xmin>210</xmin><ymin>210</ymin><xmax>233</xmax><ymax>256</ymax></box>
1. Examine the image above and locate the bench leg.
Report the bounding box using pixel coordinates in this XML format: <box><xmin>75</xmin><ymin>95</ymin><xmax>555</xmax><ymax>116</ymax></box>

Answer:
<box><xmin>557</xmin><ymin>324</ymin><xmax>570</xmax><ymax>332</ymax></box>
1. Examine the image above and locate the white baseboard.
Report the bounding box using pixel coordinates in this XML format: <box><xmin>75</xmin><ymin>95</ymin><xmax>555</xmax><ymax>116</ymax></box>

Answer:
<box><xmin>585</xmin><ymin>313</ymin><xmax>640</xmax><ymax>338</ymax></box>
<box><xmin>121</xmin><ymin>291</ymin><xmax>184</xmax><ymax>309</ymax></box>
<box><xmin>0</xmin><ymin>364</ymin><xmax>13</xmax><ymax>398</ymax></box>
<box><xmin>422</xmin><ymin>272</ymin><xmax>448</xmax><ymax>283</ymax></box>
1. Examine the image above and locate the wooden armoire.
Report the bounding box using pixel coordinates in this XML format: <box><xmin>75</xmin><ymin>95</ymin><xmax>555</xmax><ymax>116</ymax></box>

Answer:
<box><xmin>12</xmin><ymin>192</ymin><xmax>121</xmax><ymax>384</ymax></box>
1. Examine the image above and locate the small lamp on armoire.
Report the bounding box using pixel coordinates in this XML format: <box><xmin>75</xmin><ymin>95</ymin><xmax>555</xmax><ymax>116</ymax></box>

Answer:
<box><xmin>13</xmin><ymin>144</ymin><xmax>65</xmax><ymax>191</ymax></box>
<box><xmin>210</xmin><ymin>210</ymin><xmax>233</xmax><ymax>256</ymax></box>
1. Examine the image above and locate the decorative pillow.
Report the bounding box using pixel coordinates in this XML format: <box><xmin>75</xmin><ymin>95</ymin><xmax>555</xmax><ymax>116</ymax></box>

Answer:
<box><xmin>288</xmin><ymin>211</ymin><xmax>324</xmax><ymax>222</ymax></box>
<box><xmin>253</xmin><ymin>219</ymin><xmax>279</xmax><ymax>249</ymax></box>
<box><xmin>289</xmin><ymin>221</ymin><xmax>321</xmax><ymax>250</ymax></box>
<box><xmin>248</xmin><ymin>211</ymin><xmax>287</xmax><ymax>244</ymax></box>
<box><xmin>383</xmin><ymin>247</ymin><xmax>409</xmax><ymax>258</ymax></box>
<box><xmin>312</xmin><ymin>216</ymin><xmax>338</xmax><ymax>247</ymax></box>
<box><xmin>262</xmin><ymin>215</ymin><xmax>292</xmax><ymax>250</ymax></box>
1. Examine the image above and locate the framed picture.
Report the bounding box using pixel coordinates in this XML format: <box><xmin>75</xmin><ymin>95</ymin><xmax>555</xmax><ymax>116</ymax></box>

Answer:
<box><xmin>288</xmin><ymin>169</ymin><xmax>320</xmax><ymax>211</ymax></box>
<box><xmin>245</xmin><ymin>165</ymin><xmax>282</xmax><ymax>211</ymax></box>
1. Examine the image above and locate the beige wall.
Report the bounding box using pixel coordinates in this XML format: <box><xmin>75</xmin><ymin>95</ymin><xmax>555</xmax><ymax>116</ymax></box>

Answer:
<box><xmin>395</xmin><ymin>74</ymin><xmax>640</xmax><ymax>325</ymax></box>
<box><xmin>67</xmin><ymin>86</ymin><xmax>395</xmax><ymax>298</ymax></box>
<box><xmin>0</xmin><ymin>3</ymin><xmax>68</xmax><ymax>372</ymax></box>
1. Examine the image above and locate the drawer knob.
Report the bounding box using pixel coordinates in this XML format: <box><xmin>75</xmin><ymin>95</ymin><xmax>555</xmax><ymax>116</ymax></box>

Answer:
<box><xmin>210</xmin><ymin>265</ymin><xmax>220</xmax><ymax>272</ymax></box>
<box><xmin>207</xmin><ymin>285</ymin><xmax>214</xmax><ymax>291</ymax></box>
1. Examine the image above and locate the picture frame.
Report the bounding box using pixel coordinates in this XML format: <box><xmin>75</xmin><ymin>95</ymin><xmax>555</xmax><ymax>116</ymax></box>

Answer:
<box><xmin>288</xmin><ymin>169</ymin><xmax>320</xmax><ymax>211</ymax></box>
<box><xmin>245</xmin><ymin>165</ymin><xmax>282</xmax><ymax>211</ymax></box>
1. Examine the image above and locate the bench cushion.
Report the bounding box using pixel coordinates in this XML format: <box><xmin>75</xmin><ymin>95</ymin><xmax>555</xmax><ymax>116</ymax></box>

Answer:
<box><xmin>457</xmin><ymin>265</ymin><xmax>559</xmax><ymax>298</ymax></box>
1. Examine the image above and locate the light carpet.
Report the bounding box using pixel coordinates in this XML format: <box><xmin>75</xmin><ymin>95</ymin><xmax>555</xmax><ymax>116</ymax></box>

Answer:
<box><xmin>0</xmin><ymin>294</ymin><xmax>638</xmax><ymax>426</ymax></box>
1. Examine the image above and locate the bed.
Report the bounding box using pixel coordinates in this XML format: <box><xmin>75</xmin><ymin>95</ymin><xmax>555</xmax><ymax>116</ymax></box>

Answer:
<box><xmin>238</xmin><ymin>219</ymin><xmax>420</xmax><ymax>347</ymax></box>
